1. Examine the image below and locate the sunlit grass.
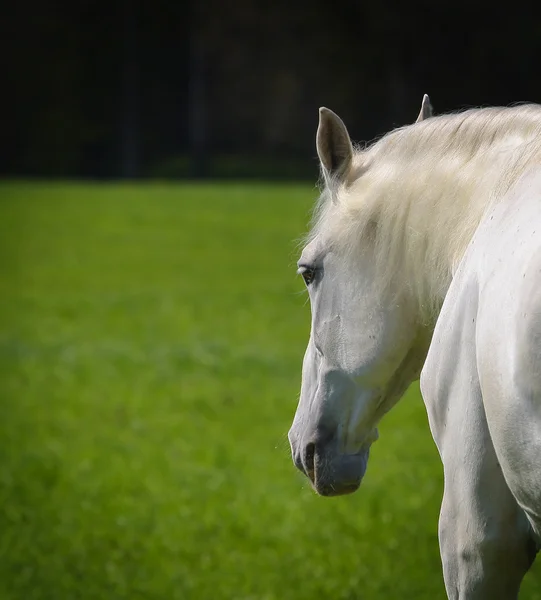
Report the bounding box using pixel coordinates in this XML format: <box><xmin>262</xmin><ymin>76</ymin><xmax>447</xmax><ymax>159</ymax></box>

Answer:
<box><xmin>0</xmin><ymin>181</ymin><xmax>539</xmax><ymax>599</ymax></box>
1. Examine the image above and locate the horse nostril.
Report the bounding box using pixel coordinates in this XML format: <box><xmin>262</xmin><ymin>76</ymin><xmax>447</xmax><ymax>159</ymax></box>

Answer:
<box><xmin>293</xmin><ymin>452</ymin><xmax>305</xmax><ymax>474</ymax></box>
<box><xmin>304</xmin><ymin>442</ymin><xmax>316</xmax><ymax>475</ymax></box>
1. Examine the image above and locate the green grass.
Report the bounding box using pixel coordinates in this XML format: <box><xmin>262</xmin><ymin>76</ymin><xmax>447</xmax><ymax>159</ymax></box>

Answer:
<box><xmin>0</xmin><ymin>181</ymin><xmax>539</xmax><ymax>599</ymax></box>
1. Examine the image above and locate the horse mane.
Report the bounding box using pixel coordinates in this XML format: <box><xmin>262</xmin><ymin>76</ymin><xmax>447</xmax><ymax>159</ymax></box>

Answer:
<box><xmin>307</xmin><ymin>104</ymin><xmax>541</xmax><ymax>323</ymax></box>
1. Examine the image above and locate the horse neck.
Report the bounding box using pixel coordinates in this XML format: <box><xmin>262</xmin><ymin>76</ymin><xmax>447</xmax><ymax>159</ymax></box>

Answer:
<box><xmin>388</xmin><ymin>150</ymin><xmax>518</xmax><ymax>325</ymax></box>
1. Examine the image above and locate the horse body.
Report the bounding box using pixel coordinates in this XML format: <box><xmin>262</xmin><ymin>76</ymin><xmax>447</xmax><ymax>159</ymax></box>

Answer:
<box><xmin>288</xmin><ymin>100</ymin><xmax>541</xmax><ymax>598</ymax></box>
<box><xmin>422</xmin><ymin>167</ymin><xmax>541</xmax><ymax>598</ymax></box>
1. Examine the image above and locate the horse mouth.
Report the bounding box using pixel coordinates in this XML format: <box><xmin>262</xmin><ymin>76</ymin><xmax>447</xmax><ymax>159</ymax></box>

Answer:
<box><xmin>312</xmin><ymin>477</ymin><xmax>361</xmax><ymax>497</ymax></box>
<box><xmin>303</xmin><ymin>447</ymin><xmax>369</xmax><ymax>497</ymax></box>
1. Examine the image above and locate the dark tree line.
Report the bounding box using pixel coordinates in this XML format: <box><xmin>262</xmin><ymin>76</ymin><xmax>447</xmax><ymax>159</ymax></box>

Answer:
<box><xmin>3</xmin><ymin>0</ymin><xmax>541</xmax><ymax>179</ymax></box>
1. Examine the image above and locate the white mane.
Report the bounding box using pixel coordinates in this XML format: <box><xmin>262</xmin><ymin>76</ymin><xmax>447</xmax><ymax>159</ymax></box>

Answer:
<box><xmin>309</xmin><ymin>105</ymin><xmax>541</xmax><ymax>322</ymax></box>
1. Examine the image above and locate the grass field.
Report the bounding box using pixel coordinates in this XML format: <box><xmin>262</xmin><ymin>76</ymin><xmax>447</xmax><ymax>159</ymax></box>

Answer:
<box><xmin>0</xmin><ymin>181</ymin><xmax>540</xmax><ymax>600</ymax></box>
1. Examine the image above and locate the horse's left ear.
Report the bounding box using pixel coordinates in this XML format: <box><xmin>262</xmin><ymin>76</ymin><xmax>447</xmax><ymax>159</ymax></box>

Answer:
<box><xmin>316</xmin><ymin>107</ymin><xmax>353</xmax><ymax>183</ymax></box>
<box><xmin>416</xmin><ymin>94</ymin><xmax>433</xmax><ymax>123</ymax></box>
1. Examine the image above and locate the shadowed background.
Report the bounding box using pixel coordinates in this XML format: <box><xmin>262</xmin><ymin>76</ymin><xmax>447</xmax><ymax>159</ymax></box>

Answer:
<box><xmin>1</xmin><ymin>2</ymin><xmax>541</xmax><ymax>599</ymax></box>
<box><xmin>3</xmin><ymin>0</ymin><xmax>541</xmax><ymax>180</ymax></box>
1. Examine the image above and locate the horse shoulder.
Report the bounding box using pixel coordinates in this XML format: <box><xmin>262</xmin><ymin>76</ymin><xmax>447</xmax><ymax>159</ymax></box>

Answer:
<box><xmin>420</xmin><ymin>244</ymin><xmax>481</xmax><ymax>457</ymax></box>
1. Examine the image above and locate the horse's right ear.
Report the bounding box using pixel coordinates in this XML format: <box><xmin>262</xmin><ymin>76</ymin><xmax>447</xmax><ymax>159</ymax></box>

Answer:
<box><xmin>316</xmin><ymin>107</ymin><xmax>353</xmax><ymax>183</ymax></box>
<box><xmin>416</xmin><ymin>94</ymin><xmax>433</xmax><ymax>123</ymax></box>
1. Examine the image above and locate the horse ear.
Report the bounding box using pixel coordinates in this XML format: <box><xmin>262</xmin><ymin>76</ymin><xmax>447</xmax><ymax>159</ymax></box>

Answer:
<box><xmin>416</xmin><ymin>94</ymin><xmax>433</xmax><ymax>123</ymax></box>
<box><xmin>316</xmin><ymin>107</ymin><xmax>353</xmax><ymax>182</ymax></box>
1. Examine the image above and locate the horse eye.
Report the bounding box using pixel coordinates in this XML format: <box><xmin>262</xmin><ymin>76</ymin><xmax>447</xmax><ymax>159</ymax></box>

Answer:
<box><xmin>301</xmin><ymin>267</ymin><xmax>316</xmax><ymax>286</ymax></box>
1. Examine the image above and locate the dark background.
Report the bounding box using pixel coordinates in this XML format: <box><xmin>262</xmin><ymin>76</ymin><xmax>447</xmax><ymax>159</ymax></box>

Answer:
<box><xmin>4</xmin><ymin>0</ymin><xmax>541</xmax><ymax>180</ymax></box>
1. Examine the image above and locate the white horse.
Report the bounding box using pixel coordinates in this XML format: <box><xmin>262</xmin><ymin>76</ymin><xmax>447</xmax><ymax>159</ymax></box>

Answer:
<box><xmin>288</xmin><ymin>95</ymin><xmax>541</xmax><ymax>598</ymax></box>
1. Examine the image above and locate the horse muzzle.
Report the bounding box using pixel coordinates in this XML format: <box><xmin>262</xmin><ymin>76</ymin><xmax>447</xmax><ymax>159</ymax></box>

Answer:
<box><xmin>290</xmin><ymin>432</ymin><xmax>370</xmax><ymax>496</ymax></box>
